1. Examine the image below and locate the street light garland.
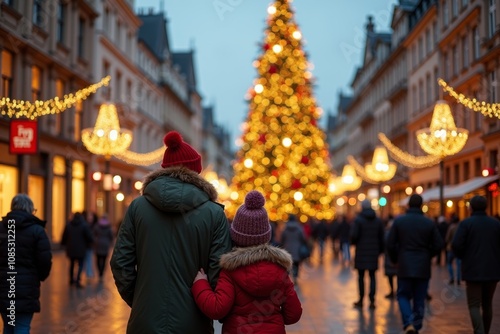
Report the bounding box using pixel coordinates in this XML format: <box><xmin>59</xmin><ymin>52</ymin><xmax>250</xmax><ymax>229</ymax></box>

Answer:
<box><xmin>438</xmin><ymin>78</ymin><xmax>500</xmax><ymax>119</ymax></box>
<box><xmin>378</xmin><ymin>133</ymin><xmax>441</xmax><ymax>168</ymax></box>
<box><xmin>0</xmin><ymin>76</ymin><xmax>111</xmax><ymax>119</ymax></box>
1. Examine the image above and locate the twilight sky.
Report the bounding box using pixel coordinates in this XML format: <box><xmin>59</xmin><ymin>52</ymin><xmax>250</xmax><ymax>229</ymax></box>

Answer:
<box><xmin>135</xmin><ymin>0</ymin><xmax>398</xmax><ymax>147</ymax></box>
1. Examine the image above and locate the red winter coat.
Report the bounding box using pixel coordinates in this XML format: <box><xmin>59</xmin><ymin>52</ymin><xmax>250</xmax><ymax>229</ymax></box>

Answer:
<box><xmin>192</xmin><ymin>244</ymin><xmax>302</xmax><ymax>334</ymax></box>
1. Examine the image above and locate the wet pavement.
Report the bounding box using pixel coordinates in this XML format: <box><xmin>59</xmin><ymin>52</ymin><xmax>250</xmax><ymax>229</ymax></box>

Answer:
<box><xmin>4</xmin><ymin>243</ymin><xmax>500</xmax><ymax>334</ymax></box>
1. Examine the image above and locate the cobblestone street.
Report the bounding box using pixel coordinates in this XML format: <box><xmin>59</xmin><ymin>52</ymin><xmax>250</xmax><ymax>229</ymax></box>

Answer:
<box><xmin>6</xmin><ymin>244</ymin><xmax>500</xmax><ymax>334</ymax></box>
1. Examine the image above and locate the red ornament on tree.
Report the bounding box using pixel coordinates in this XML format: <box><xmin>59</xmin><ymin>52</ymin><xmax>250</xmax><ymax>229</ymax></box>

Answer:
<box><xmin>258</xmin><ymin>133</ymin><xmax>267</xmax><ymax>143</ymax></box>
<box><xmin>268</xmin><ymin>65</ymin><xmax>278</xmax><ymax>74</ymax></box>
<box><xmin>263</xmin><ymin>43</ymin><xmax>270</xmax><ymax>51</ymax></box>
<box><xmin>291</xmin><ymin>179</ymin><xmax>301</xmax><ymax>189</ymax></box>
<box><xmin>311</xmin><ymin>119</ymin><xmax>317</xmax><ymax>126</ymax></box>
<box><xmin>271</xmin><ymin>170</ymin><xmax>279</xmax><ymax>177</ymax></box>
<box><xmin>301</xmin><ymin>156</ymin><xmax>309</xmax><ymax>164</ymax></box>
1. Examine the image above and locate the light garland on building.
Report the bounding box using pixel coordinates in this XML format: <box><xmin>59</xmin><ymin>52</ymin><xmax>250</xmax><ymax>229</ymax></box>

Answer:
<box><xmin>438</xmin><ymin>78</ymin><xmax>500</xmax><ymax>119</ymax></box>
<box><xmin>378</xmin><ymin>133</ymin><xmax>441</xmax><ymax>168</ymax></box>
<box><xmin>115</xmin><ymin>147</ymin><xmax>164</xmax><ymax>166</ymax></box>
<box><xmin>0</xmin><ymin>76</ymin><xmax>111</xmax><ymax>119</ymax></box>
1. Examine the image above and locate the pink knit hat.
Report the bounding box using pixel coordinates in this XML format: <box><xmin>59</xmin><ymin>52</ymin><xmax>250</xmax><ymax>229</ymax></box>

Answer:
<box><xmin>230</xmin><ymin>191</ymin><xmax>271</xmax><ymax>247</ymax></box>
<box><xmin>161</xmin><ymin>131</ymin><xmax>202</xmax><ymax>174</ymax></box>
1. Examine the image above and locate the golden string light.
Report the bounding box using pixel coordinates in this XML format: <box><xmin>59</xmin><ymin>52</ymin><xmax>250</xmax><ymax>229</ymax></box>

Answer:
<box><xmin>438</xmin><ymin>78</ymin><xmax>500</xmax><ymax>119</ymax></box>
<box><xmin>0</xmin><ymin>76</ymin><xmax>111</xmax><ymax>119</ymax></box>
<box><xmin>378</xmin><ymin>133</ymin><xmax>441</xmax><ymax>168</ymax></box>
<box><xmin>115</xmin><ymin>147</ymin><xmax>164</xmax><ymax>166</ymax></box>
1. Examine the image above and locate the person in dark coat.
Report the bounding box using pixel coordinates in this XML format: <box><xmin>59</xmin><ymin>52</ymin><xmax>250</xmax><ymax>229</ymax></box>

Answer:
<box><xmin>329</xmin><ymin>218</ymin><xmax>341</xmax><ymax>260</ymax></box>
<box><xmin>452</xmin><ymin>195</ymin><xmax>500</xmax><ymax>334</ymax></box>
<box><xmin>387</xmin><ymin>194</ymin><xmax>443</xmax><ymax>334</ymax></box>
<box><xmin>61</xmin><ymin>212</ymin><xmax>93</xmax><ymax>288</ymax></box>
<box><xmin>93</xmin><ymin>214</ymin><xmax>114</xmax><ymax>281</ymax></box>
<box><xmin>351</xmin><ymin>200</ymin><xmax>385</xmax><ymax>309</ymax></box>
<box><xmin>436</xmin><ymin>215</ymin><xmax>449</xmax><ymax>266</ymax></box>
<box><xmin>312</xmin><ymin>219</ymin><xmax>329</xmax><ymax>260</ymax></box>
<box><xmin>192</xmin><ymin>191</ymin><xmax>302</xmax><ymax>333</ymax></box>
<box><xmin>110</xmin><ymin>131</ymin><xmax>232</xmax><ymax>334</ymax></box>
<box><xmin>384</xmin><ymin>215</ymin><xmax>398</xmax><ymax>299</ymax></box>
<box><xmin>0</xmin><ymin>194</ymin><xmax>52</xmax><ymax>333</ymax></box>
<box><xmin>281</xmin><ymin>214</ymin><xmax>307</xmax><ymax>283</ymax></box>
<box><xmin>336</xmin><ymin>215</ymin><xmax>352</xmax><ymax>266</ymax></box>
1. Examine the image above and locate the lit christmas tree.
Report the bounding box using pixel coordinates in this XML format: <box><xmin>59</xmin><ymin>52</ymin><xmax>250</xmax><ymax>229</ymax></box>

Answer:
<box><xmin>227</xmin><ymin>0</ymin><xmax>334</xmax><ymax>223</ymax></box>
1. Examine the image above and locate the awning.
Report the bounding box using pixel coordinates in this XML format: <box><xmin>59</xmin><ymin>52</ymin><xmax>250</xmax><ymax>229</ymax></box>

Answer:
<box><xmin>398</xmin><ymin>175</ymin><xmax>499</xmax><ymax>206</ymax></box>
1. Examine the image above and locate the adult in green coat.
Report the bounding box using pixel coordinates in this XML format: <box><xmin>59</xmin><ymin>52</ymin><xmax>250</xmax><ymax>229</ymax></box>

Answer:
<box><xmin>110</xmin><ymin>131</ymin><xmax>232</xmax><ymax>334</ymax></box>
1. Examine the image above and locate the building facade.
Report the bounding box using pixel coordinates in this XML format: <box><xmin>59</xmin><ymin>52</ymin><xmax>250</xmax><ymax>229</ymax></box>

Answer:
<box><xmin>328</xmin><ymin>0</ymin><xmax>500</xmax><ymax>219</ymax></box>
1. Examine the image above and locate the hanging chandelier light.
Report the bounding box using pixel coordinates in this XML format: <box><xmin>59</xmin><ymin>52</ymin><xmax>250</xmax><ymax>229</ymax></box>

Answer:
<box><xmin>416</xmin><ymin>100</ymin><xmax>468</xmax><ymax>158</ymax></box>
<box><xmin>81</xmin><ymin>103</ymin><xmax>133</xmax><ymax>159</ymax></box>
<box><xmin>364</xmin><ymin>146</ymin><xmax>397</xmax><ymax>182</ymax></box>
<box><xmin>337</xmin><ymin>164</ymin><xmax>362</xmax><ymax>192</ymax></box>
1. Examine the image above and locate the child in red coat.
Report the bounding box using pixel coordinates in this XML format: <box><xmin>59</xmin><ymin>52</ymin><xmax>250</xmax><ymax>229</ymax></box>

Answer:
<box><xmin>192</xmin><ymin>190</ymin><xmax>302</xmax><ymax>334</ymax></box>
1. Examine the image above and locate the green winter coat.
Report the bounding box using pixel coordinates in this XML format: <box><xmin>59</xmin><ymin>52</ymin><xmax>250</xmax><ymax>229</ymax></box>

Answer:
<box><xmin>110</xmin><ymin>166</ymin><xmax>232</xmax><ymax>334</ymax></box>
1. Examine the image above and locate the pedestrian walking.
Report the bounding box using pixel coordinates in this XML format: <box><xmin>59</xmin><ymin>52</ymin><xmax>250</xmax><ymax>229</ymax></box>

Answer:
<box><xmin>329</xmin><ymin>217</ymin><xmax>341</xmax><ymax>260</ymax></box>
<box><xmin>281</xmin><ymin>213</ymin><xmax>308</xmax><ymax>284</ymax></box>
<box><xmin>436</xmin><ymin>215</ymin><xmax>449</xmax><ymax>266</ymax></box>
<box><xmin>83</xmin><ymin>211</ymin><xmax>97</xmax><ymax>279</ymax></box>
<box><xmin>61</xmin><ymin>212</ymin><xmax>93</xmax><ymax>288</ymax></box>
<box><xmin>387</xmin><ymin>194</ymin><xmax>443</xmax><ymax>334</ymax></box>
<box><xmin>452</xmin><ymin>195</ymin><xmax>500</xmax><ymax>334</ymax></box>
<box><xmin>0</xmin><ymin>194</ymin><xmax>52</xmax><ymax>333</ymax></box>
<box><xmin>445</xmin><ymin>215</ymin><xmax>461</xmax><ymax>285</ymax></box>
<box><xmin>351</xmin><ymin>200</ymin><xmax>385</xmax><ymax>309</ymax></box>
<box><xmin>337</xmin><ymin>215</ymin><xmax>352</xmax><ymax>266</ymax></box>
<box><xmin>93</xmin><ymin>214</ymin><xmax>114</xmax><ymax>282</ymax></box>
<box><xmin>384</xmin><ymin>215</ymin><xmax>398</xmax><ymax>299</ymax></box>
<box><xmin>192</xmin><ymin>191</ymin><xmax>302</xmax><ymax>333</ymax></box>
<box><xmin>312</xmin><ymin>218</ymin><xmax>329</xmax><ymax>260</ymax></box>
<box><xmin>110</xmin><ymin>131</ymin><xmax>232</xmax><ymax>333</ymax></box>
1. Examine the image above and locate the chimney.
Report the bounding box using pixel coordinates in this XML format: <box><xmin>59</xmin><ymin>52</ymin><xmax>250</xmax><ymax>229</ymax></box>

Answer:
<box><xmin>366</xmin><ymin>16</ymin><xmax>374</xmax><ymax>33</ymax></box>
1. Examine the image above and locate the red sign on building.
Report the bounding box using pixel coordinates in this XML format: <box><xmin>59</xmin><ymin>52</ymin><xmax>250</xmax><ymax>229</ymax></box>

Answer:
<box><xmin>9</xmin><ymin>120</ymin><xmax>38</xmax><ymax>154</ymax></box>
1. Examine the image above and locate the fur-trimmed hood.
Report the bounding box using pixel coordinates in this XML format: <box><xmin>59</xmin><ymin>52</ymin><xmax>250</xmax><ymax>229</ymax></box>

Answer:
<box><xmin>141</xmin><ymin>166</ymin><xmax>219</xmax><ymax>213</ymax></box>
<box><xmin>221</xmin><ymin>244</ymin><xmax>292</xmax><ymax>271</ymax></box>
<box><xmin>219</xmin><ymin>244</ymin><xmax>293</xmax><ymax>297</ymax></box>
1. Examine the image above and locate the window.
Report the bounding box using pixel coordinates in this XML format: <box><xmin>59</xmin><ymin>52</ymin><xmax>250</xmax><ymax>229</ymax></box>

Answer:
<box><xmin>54</xmin><ymin>79</ymin><xmax>64</xmax><ymax>135</ymax></box>
<box><xmin>445</xmin><ymin>166</ymin><xmax>451</xmax><ymax>185</ymax></box>
<box><xmin>453</xmin><ymin>45</ymin><xmax>458</xmax><ymax>76</ymax></box>
<box><xmin>74</xmin><ymin>100</ymin><xmax>82</xmax><ymax>141</ymax></box>
<box><xmin>103</xmin><ymin>61</ymin><xmax>110</xmax><ymax>100</ymax></box>
<box><xmin>426</xmin><ymin>74</ymin><xmax>432</xmax><ymax>106</ymax></box>
<box><xmin>78</xmin><ymin>18</ymin><xmax>85</xmax><ymax>58</ymax></box>
<box><xmin>52</xmin><ymin>156</ymin><xmax>66</xmax><ymax>243</ymax></box>
<box><xmin>3</xmin><ymin>0</ymin><xmax>14</xmax><ymax>6</ymax></box>
<box><xmin>1</xmin><ymin>50</ymin><xmax>13</xmax><ymax>98</ymax></box>
<box><xmin>452</xmin><ymin>0</ymin><xmax>458</xmax><ymax>18</ymax></box>
<box><xmin>32</xmin><ymin>0</ymin><xmax>45</xmax><ymax>27</ymax></box>
<box><xmin>464</xmin><ymin>161</ymin><xmax>470</xmax><ymax>180</ymax></box>
<box><xmin>454</xmin><ymin>164</ymin><xmax>460</xmax><ymax>184</ymax></box>
<box><xmin>103</xmin><ymin>8</ymin><xmax>110</xmax><ymax>34</ymax></box>
<box><xmin>71</xmin><ymin>160</ymin><xmax>85</xmax><ymax>214</ymax></box>
<box><xmin>490</xmin><ymin>150</ymin><xmax>498</xmax><ymax>170</ymax></box>
<box><xmin>412</xmin><ymin>86</ymin><xmax>417</xmax><ymax>114</ymax></box>
<box><xmin>434</xmin><ymin>67</ymin><xmax>439</xmax><ymax>100</ymax></box>
<box><xmin>490</xmin><ymin>71</ymin><xmax>497</xmax><ymax>102</ymax></box>
<box><xmin>443</xmin><ymin>0</ymin><xmax>449</xmax><ymax>27</ymax></box>
<box><xmin>116</xmin><ymin>71</ymin><xmax>122</xmax><ymax>101</ymax></box>
<box><xmin>462</xmin><ymin>35</ymin><xmax>469</xmax><ymax>69</ymax></box>
<box><xmin>426</xmin><ymin>29</ymin><xmax>431</xmax><ymax>54</ymax></box>
<box><xmin>56</xmin><ymin>2</ymin><xmax>66</xmax><ymax>44</ymax></box>
<box><xmin>473</xmin><ymin>27</ymin><xmax>480</xmax><ymax>59</ymax></box>
<box><xmin>462</xmin><ymin>0</ymin><xmax>468</xmax><ymax>8</ymax></box>
<box><xmin>419</xmin><ymin>80</ymin><xmax>424</xmax><ymax>110</ymax></box>
<box><xmin>418</xmin><ymin>38</ymin><xmax>423</xmax><ymax>61</ymax></box>
<box><xmin>31</xmin><ymin>66</ymin><xmax>42</xmax><ymax>101</ymax></box>
<box><xmin>474</xmin><ymin>90</ymin><xmax>482</xmax><ymax>131</ymax></box>
<box><xmin>433</xmin><ymin>21</ymin><xmax>438</xmax><ymax>47</ymax></box>
<box><xmin>116</xmin><ymin>20</ymin><xmax>121</xmax><ymax>47</ymax></box>
<box><xmin>412</xmin><ymin>45</ymin><xmax>417</xmax><ymax>69</ymax></box>
<box><xmin>489</xmin><ymin>0</ymin><xmax>496</xmax><ymax>38</ymax></box>
<box><xmin>443</xmin><ymin>51</ymin><xmax>449</xmax><ymax>79</ymax></box>
<box><xmin>474</xmin><ymin>157</ymin><xmax>482</xmax><ymax>177</ymax></box>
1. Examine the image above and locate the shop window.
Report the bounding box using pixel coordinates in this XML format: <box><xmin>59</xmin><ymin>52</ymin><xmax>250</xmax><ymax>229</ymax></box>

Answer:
<box><xmin>54</xmin><ymin>79</ymin><xmax>64</xmax><ymax>135</ymax></box>
<box><xmin>74</xmin><ymin>100</ymin><xmax>82</xmax><ymax>141</ymax></box>
<box><xmin>52</xmin><ymin>156</ymin><xmax>66</xmax><ymax>243</ymax></box>
<box><xmin>31</xmin><ymin>66</ymin><xmax>42</xmax><ymax>102</ymax></box>
<box><xmin>28</xmin><ymin>175</ymin><xmax>44</xmax><ymax>221</ymax></box>
<box><xmin>71</xmin><ymin>160</ymin><xmax>85</xmax><ymax>214</ymax></box>
<box><xmin>0</xmin><ymin>166</ymin><xmax>18</xmax><ymax>217</ymax></box>
<box><xmin>1</xmin><ymin>50</ymin><xmax>13</xmax><ymax>99</ymax></box>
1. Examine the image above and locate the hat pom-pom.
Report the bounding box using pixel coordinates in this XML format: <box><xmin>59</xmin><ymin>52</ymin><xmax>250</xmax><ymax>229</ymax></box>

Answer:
<box><xmin>164</xmin><ymin>131</ymin><xmax>182</xmax><ymax>150</ymax></box>
<box><xmin>245</xmin><ymin>190</ymin><xmax>265</xmax><ymax>209</ymax></box>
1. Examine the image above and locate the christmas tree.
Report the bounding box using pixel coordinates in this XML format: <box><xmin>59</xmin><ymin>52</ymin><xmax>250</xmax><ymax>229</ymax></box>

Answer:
<box><xmin>227</xmin><ymin>0</ymin><xmax>334</xmax><ymax>223</ymax></box>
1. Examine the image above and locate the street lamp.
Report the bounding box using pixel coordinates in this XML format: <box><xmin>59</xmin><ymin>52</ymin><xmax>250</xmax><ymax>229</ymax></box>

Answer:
<box><xmin>416</xmin><ymin>100</ymin><xmax>468</xmax><ymax>216</ymax></box>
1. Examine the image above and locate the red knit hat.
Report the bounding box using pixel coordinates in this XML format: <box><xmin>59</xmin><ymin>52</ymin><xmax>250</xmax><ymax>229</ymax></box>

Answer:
<box><xmin>230</xmin><ymin>191</ymin><xmax>271</xmax><ymax>247</ymax></box>
<box><xmin>161</xmin><ymin>131</ymin><xmax>202</xmax><ymax>174</ymax></box>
